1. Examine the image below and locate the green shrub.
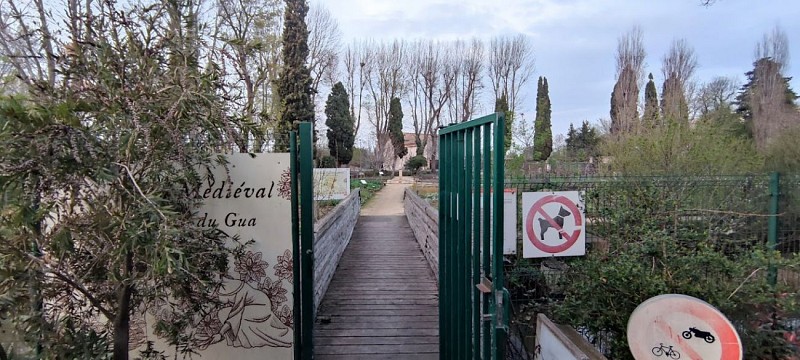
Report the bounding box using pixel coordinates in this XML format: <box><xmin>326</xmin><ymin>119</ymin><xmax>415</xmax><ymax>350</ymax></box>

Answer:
<box><xmin>350</xmin><ymin>179</ymin><xmax>384</xmax><ymax>205</ymax></box>
<box><xmin>318</xmin><ymin>155</ymin><xmax>337</xmax><ymax>168</ymax></box>
<box><xmin>404</xmin><ymin>155</ymin><xmax>427</xmax><ymax>174</ymax></box>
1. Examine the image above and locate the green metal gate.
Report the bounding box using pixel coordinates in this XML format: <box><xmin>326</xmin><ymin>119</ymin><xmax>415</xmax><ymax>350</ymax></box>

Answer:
<box><xmin>290</xmin><ymin>122</ymin><xmax>315</xmax><ymax>360</ymax></box>
<box><xmin>439</xmin><ymin>113</ymin><xmax>510</xmax><ymax>360</ymax></box>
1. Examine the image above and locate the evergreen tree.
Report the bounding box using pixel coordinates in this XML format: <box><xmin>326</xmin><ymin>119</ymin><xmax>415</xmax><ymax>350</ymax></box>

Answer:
<box><xmin>533</xmin><ymin>76</ymin><xmax>553</xmax><ymax>160</ymax></box>
<box><xmin>325</xmin><ymin>82</ymin><xmax>355</xmax><ymax>165</ymax></box>
<box><xmin>565</xmin><ymin>121</ymin><xmax>599</xmax><ymax>161</ymax></box>
<box><xmin>388</xmin><ymin>97</ymin><xmax>407</xmax><ymax>161</ymax></box>
<box><xmin>565</xmin><ymin>123</ymin><xmax>578</xmax><ymax>157</ymax></box>
<box><xmin>735</xmin><ymin>58</ymin><xmax>799</xmax><ymax>129</ymax></box>
<box><xmin>643</xmin><ymin>73</ymin><xmax>659</xmax><ymax>128</ymax></box>
<box><xmin>495</xmin><ymin>94</ymin><xmax>513</xmax><ymax>153</ymax></box>
<box><xmin>275</xmin><ymin>0</ymin><xmax>315</xmax><ymax>152</ymax></box>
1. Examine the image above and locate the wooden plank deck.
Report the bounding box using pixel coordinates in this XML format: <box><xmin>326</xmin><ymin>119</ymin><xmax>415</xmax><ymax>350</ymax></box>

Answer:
<box><xmin>314</xmin><ymin>215</ymin><xmax>439</xmax><ymax>359</ymax></box>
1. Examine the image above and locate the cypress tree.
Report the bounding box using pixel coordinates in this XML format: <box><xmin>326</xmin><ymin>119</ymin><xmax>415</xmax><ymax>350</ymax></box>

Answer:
<box><xmin>275</xmin><ymin>0</ymin><xmax>315</xmax><ymax>152</ymax></box>
<box><xmin>533</xmin><ymin>76</ymin><xmax>553</xmax><ymax>160</ymax></box>
<box><xmin>325</xmin><ymin>82</ymin><xmax>355</xmax><ymax>165</ymax></box>
<box><xmin>643</xmin><ymin>73</ymin><xmax>659</xmax><ymax>128</ymax></box>
<box><xmin>388</xmin><ymin>97</ymin><xmax>408</xmax><ymax>161</ymax></box>
<box><xmin>494</xmin><ymin>94</ymin><xmax>512</xmax><ymax>153</ymax></box>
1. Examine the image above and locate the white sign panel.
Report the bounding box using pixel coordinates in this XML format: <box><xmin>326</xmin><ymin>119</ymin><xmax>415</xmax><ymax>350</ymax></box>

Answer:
<box><xmin>627</xmin><ymin>294</ymin><xmax>743</xmax><ymax>360</ymax></box>
<box><xmin>313</xmin><ymin>168</ymin><xmax>350</xmax><ymax>200</ymax></box>
<box><xmin>132</xmin><ymin>153</ymin><xmax>294</xmax><ymax>359</ymax></box>
<box><xmin>480</xmin><ymin>189</ymin><xmax>518</xmax><ymax>255</ymax></box>
<box><xmin>521</xmin><ymin>191</ymin><xmax>585</xmax><ymax>258</ymax></box>
<box><xmin>503</xmin><ymin>189</ymin><xmax>518</xmax><ymax>255</ymax></box>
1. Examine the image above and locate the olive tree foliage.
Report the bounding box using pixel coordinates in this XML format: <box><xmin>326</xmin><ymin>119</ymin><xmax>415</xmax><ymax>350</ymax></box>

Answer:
<box><xmin>610</xmin><ymin>27</ymin><xmax>645</xmax><ymax>135</ymax></box>
<box><xmin>660</xmin><ymin>39</ymin><xmax>697</xmax><ymax>125</ymax></box>
<box><xmin>0</xmin><ymin>0</ymin><xmax>252</xmax><ymax>358</ymax></box>
<box><xmin>211</xmin><ymin>0</ymin><xmax>283</xmax><ymax>152</ymax></box>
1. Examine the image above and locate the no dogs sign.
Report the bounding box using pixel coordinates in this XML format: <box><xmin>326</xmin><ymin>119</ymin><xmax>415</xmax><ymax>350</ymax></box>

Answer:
<box><xmin>522</xmin><ymin>191</ymin><xmax>585</xmax><ymax>258</ymax></box>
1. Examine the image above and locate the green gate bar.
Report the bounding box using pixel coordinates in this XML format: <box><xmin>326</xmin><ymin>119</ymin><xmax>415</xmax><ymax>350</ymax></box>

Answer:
<box><xmin>438</xmin><ymin>113</ymin><xmax>507</xmax><ymax>360</ymax></box>
<box><xmin>290</xmin><ymin>122</ymin><xmax>315</xmax><ymax>360</ymax></box>
<box><xmin>290</xmin><ymin>131</ymin><xmax>301</xmax><ymax>360</ymax></box>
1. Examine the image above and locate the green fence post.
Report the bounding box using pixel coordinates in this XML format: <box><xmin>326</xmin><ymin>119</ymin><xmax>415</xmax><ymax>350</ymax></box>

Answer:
<box><xmin>768</xmin><ymin>171</ymin><xmax>780</xmax><ymax>286</ymax></box>
<box><xmin>492</xmin><ymin>112</ymin><xmax>507</xmax><ymax>360</ymax></box>
<box><xmin>299</xmin><ymin>122</ymin><xmax>315</xmax><ymax>360</ymax></box>
<box><xmin>439</xmin><ymin>131</ymin><xmax>450</xmax><ymax>358</ymax></box>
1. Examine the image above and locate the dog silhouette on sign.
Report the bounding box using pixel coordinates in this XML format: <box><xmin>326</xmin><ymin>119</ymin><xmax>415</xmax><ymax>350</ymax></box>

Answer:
<box><xmin>538</xmin><ymin>206</ymin><xmax>572</xmax><ymax>240</ymax></box>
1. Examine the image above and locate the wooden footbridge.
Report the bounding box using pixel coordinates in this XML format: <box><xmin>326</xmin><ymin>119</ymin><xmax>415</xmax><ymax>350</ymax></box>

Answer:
<box><xmin>314</xmin><ymin>185</ymin><xmax>439</xmax><ymax>359</ymax></box>
<box><xmin>304</xmin><ymin>114</ymin><xmax>508</xmax><ymax>360</ymax></box>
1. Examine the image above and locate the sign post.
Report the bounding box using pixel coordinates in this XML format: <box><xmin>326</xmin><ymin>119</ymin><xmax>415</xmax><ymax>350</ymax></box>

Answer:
<box><xmin>521</xmin><ymin>191</ymin><xmax>585</xmax><ymax>258</ymax></box>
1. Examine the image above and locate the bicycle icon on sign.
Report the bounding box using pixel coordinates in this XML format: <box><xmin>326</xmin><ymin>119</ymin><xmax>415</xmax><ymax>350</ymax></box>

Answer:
<box><xmin>651</xmin><ymin>343</ymin><xmax>681</xmax><ymax>359</ymax></box>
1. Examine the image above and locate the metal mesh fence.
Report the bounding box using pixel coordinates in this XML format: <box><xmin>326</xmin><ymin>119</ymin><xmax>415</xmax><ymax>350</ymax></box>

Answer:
<box><xmin>502</xmin><ymin>174</ymin><xmax>800</xmax><ymax>359</ymax></box>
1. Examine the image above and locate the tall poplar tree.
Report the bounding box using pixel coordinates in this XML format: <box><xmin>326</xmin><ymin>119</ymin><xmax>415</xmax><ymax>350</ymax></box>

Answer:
<box><xmin>533</xmin><ymin>76</ymin><xmax>553</xmax><ymax>160</ymax></box>
<box><xmin>275</xmin><ymin>0</ymin><xmax>315</xmax><ymax>151</ymax></box>
<box><xmin>325</xmin><ymin>82</ymin><xmax>355</xmax><ymax>165</ymax></box>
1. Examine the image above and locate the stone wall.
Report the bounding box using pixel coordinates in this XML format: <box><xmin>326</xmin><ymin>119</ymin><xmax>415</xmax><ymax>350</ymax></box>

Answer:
<box><xmin>403</xmin><ymin>188</ymin><xmax>439</xmax><ymax>279</ymax></box>
<box><xmin>314</xmin><ymin>188</ymin><xmax>360</xmax><ymax>311</ymax></box>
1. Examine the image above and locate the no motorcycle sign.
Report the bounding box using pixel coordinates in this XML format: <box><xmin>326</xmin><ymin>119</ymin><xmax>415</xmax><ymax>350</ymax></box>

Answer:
<box><xmin>522</xmin><ymin>191</ymin><xmax>585</xmax><ymax>258</ymax></box>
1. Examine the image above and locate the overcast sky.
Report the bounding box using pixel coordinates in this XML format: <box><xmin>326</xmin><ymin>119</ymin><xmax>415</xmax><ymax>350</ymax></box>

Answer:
<box><xmin>318</xmin><ymin>0</ymin><xmax>800</xmax><ymax>140</ymax></box>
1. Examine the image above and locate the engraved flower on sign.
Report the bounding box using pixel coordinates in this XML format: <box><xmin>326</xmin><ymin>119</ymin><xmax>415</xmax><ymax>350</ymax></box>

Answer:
<box><xmin>278</xmin><ymin>305</ymin><xmax>293</xmax><ymax>328</ymax></box>
<box><xmin>260</xmin><ymin>277</ymin><xmax>288</xmax><ymax>312</ymax></box>
<box><xmin>234</xmin><ymin>251</ymin><xmax>268</xmax><ymax>283</ymax></box>
<box><xmin>278</xmin><ymin>168</ymin><xmax>292</xmax><ymax>200</ymax></box>
<box><xmin>274</xmin><ymin>249</ymin><xmax>293</xmax><ymax>283</ymax></box>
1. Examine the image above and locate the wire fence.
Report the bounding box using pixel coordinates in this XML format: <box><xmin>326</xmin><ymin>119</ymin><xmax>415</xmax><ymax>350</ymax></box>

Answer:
<box><xmin>502</xmin><ymin>173</ymin><xmax>800</xmax><ymax>359</ymax></box>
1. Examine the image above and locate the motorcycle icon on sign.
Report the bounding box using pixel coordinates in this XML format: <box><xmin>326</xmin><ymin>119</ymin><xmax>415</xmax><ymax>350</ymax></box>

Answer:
<box><xmin>682</xmin><ymin>327</ymin><xmax>715</xmax><ymax>343</ymax></box>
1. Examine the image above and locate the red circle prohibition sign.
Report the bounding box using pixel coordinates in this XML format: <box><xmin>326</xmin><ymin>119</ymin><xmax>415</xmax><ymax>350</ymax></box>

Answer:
<box><xmin>525</xmin><ymin>195</ymin><xmax>583</xmax><ymax>253</ymax></box>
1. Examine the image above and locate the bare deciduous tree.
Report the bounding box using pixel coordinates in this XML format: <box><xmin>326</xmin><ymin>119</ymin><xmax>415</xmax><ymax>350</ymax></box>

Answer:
<box><xmin>755</xmin><ymin>26</ymin><xmax>790</xmax><ymax>70</ymax></box>
<box><xmin>307</xmin><ymin>3</ymin><xmax>341</xmax><ymax>96</ymax></box>
<box><xmin>447</xmin><ymin>38</ymin><xmax>484</xmax><ymax>123</ymax></box>
<box><xmin>487</xmin><ymin>34</ymin><xmax>534</xmax><ymax>114</ymax></box>
<box><xmin>694</xmin><ymin>76</ymin><xmax>739</xmax><ymax>117</ymax></box>
<box><xmin>660</xmin><ymin>39</ymin><xmax>697</xmax><ymax>124</ymax></box>
<box><xmin>363</xmin><ymin>40</ymin><xmax>407</xmax><ymax>169</ymax></box>
<box><xmin>610</xmin><ymin>27</ymin><xmax>646</xmax><ymax>134</ymax></box>
<box><xmin>342</xmin><ymin>40</ymin><xmax>371</xmax><ymax>139</ymax></box>
<box><xmin>0</xmin><ymin>0</ymin><xmax>59</xmax><ymax>93</ymax></box>
<box><xmin>406</xmin><ymin>40</ymin><xmax>456</xmax><ymax>170</ymax></box>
